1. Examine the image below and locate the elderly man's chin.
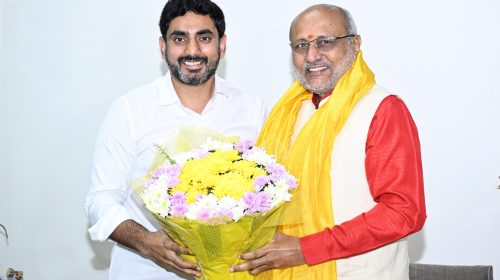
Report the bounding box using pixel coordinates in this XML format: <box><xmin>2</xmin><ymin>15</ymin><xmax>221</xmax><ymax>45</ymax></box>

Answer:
<box><xmin>299</xmin><ymin>77</ymin><xmax>335</xmax><ymax>95</ymax></box>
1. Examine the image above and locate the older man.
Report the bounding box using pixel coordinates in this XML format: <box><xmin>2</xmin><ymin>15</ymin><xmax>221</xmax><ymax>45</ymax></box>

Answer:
<box><xmin>232</xmin><ymin>4</ymin><xmax>426</xmax><ymax>280</ymax></box>
<box><xmin>85</xmin><ymin>0</ymin><xmax>266</xmax><ymax>279</ymax></box>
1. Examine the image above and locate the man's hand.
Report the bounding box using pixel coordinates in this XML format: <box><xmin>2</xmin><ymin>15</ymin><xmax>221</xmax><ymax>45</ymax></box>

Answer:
<box><xmin>111</xmin><ymin>219</ymin><xmax>201</xmax><ymax>277</ymax></box>
<box><xmin>230</xmin><ymin>232</ymin><xmax>306</xmax><ymax>275</ymax></box>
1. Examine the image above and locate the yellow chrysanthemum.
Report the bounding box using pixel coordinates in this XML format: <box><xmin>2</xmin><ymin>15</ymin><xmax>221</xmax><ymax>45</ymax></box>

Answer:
<box><xmin>211</xmin><ymin>150</ymin><xmax>240</xmax><ymax>162</ymax></box>
<box><xmin>172</xmin><ymin>181</ymin><xmax>191</xmax><ymax>194</ymax></box>
<box><xmin>231</xmin><ymin>160</ymin><xmax>266</xmax><ymax>179</ymax></box>
<box><xmin>204</xmin><ymin>153</ymin><xmax>232</xmax><ymax>174</ymax></box>
<box><xmin>186</xmin><ymin>190</ymin><xmax>201</xmax><ymax>204</ymax></box>
<box><xmin>171</xmin><ymin>148</ymin><xmax>265</xmax><ymax>202</ymax></box>
<box><xmin>212</xmin><ymin>172</ymin><xmax>253</xmax><ymax>199</ymax></box>
<box><xmin>231</xmin><ymin>159</ymin><xmax>255</xmax><ymax>172</ymax></box>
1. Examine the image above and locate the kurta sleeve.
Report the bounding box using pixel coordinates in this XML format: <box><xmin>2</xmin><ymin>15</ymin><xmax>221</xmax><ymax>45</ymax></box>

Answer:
<box><xmin>300</xmin><ymin>95</ymin><xmax>426</xmax><ymax>265</ymax></box>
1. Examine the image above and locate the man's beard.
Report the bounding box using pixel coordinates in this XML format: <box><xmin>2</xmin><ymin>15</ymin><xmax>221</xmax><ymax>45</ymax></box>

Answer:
<box><xmin>294</xmin><ymin>47</ymin><xmax>356</xmax><ymax>95</ymax></box>
<box><xmin>167</xmin><ymin>54</ymin><xmax>220</xmax><ymax>86</ymax></box>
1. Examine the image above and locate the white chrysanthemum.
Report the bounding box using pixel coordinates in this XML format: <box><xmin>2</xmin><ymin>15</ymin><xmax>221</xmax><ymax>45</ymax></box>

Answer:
<box><xmin>232</xmin><ymin>203</ymin><xmax>246</xmax><ymax>222</ymax></box>
<box><xmin>201</xmin><ymin>138</ymin><xmax>233</xmax><ymax>152</ymax></box>
<box><xmin>173</xmin><ymin>151</ymin><xmax>194</xmax><ymax>165</ymax></box>
<box><xmin>218</xmin><ymin>196</ymin><xmax>238</xmax><ymax>209</ymax></box>
<box><xmin>141</xmin><ymin>187</ymin><xmax>171</xmax><ymax>217</ymax></box>
<box><xmin>267</xmin><ymin>179</ymin><xmax>292</xmax><ymax>207</ymax></box>
<box><xmin>243</xmin><ymin>147</ymin><xmax>276</xmax><ymax>166</ymax></box>
<box><xmin>184</xmin><ymin>194</ymin><xmax>219</xmax><ymax>220</ymax></box>
<box><xmin>185</xmin><ymin>204</ymin><xmax>200</xmax><ymax>220</ymax></box>
<box><xmin>157</xmin><ymin>199</ymin><xmax>171</xmax><ymax>218</ymax></box>
<box><xmin>152</xmin><ymin>175</ymin><xmax>168</xmax><ymax>189</ymax></box>
<box><xmin>197</xmin><ymin>193</ymin><xmax>219</xmax><ymax>208</ymax></box>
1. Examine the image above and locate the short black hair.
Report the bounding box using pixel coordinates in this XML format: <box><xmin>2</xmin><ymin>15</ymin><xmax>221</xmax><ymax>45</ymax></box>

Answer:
<box><xmin>159</xmin><ymin>0</ymin><xmax>225</xmax><ymax>39</ymax></box>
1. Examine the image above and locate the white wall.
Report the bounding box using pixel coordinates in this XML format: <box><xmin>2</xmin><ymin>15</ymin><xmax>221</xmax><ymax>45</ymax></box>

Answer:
<box><xmin>0</xmin><ymin>0</ymin><xmax>499</xmax><ymax>279</ymax></box>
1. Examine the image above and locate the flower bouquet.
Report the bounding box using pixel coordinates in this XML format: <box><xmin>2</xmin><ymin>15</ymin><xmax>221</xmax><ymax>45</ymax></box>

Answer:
<box><xmin>138</xmin><ymin>137</ymin><xmax>298</xmax><ymax>279</ymax></box>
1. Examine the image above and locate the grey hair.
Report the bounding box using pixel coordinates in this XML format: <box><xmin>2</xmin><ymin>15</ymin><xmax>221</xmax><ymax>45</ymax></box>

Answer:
<box><xmin>289</xmin><ymin>4</ymin><xmax>358</xmax><ymax>40</ymax></box>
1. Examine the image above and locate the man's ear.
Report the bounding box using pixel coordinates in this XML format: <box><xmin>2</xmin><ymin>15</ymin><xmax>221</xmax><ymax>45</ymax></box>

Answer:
<box><xmin>219</xmin><ymin>34</ymin><xmax>227</xmax><ymax>59</ymax></box>
<box><xmin>353</xmin><ymin>35</ymin><xmax>362</xmax><ymax>56</ymax></box>
<box><xmin>159</xmin><ymin>36</ymin><xmax>166</xmax><ymax>59</ymax></box>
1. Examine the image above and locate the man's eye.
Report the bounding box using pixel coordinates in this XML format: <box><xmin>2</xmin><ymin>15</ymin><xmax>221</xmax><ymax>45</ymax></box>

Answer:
<box><xmin>172</xmin><ymin>37</ymin><xmax>187</xmax><ymax>44</ymax></box>
<box><xmin>295</xmin><ymin>42</ymin><xmax>309</xmax><ymax>49</ymax></box>
<box><xmin>318</xmin><ymin>39</ymin><xmax>335</xmax><ymax>46</ymax></box>
<box><xmin>198</xmin><ymin>36</ymin><xmax>212</xmax><ymax>42</ymax></box>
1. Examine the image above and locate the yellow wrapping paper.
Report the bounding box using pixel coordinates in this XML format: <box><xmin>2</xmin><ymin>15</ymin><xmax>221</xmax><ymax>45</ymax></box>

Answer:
<box><xmin>156</xmin><ymin>203</ymin><xmax>285</xmax><ymax>279</ymax></box>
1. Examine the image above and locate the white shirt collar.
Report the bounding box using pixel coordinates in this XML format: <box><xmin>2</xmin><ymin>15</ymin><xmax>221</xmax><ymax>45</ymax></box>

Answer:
<box><xmin>158</xmin><ymin>73</ymin><xmax>229</xmax><ymax>106</ymax></box>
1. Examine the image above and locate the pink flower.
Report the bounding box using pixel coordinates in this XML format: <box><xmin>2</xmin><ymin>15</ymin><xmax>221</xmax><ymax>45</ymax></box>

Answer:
<box><xmin>235</xmin><ymin>140</ymin><xmax>254</xmax><ymax>153</ymax></box>
<box><xmin>197</xmin><ymin>208</ymin><xmax>212</xmax><ymax>220</ymax></box>
<box><xmin>170</xmin><ymin>192</ymin><xmax>187</xmax><ymax>214</ymax></box>
<box><xmin>151</xmin><ymin>166</ymin><xmax>168</xmax><ymax>179</ymax></box>
<box><xmin>253</xmin><ymin>175</ymin><xmax>270</xmax><ymax>190</ymax></box>
<box><xmin>217</xmin><ymin>207</ymin><xmax>234</xmax><ymax>220</ymax></box>
<box><xmin>266</xmin><ymin>163</ymin><xmax>286</xmax><ymax>182</ymax></box>
<box><xmin>286</xmin><ymin>175</ymin><xmax>298</xmax><ymax>189</ymax></box>
<box><xmin>243</xmin><ymin>191</ymin><xmax>271</xmax><ymax>213</ymax></box>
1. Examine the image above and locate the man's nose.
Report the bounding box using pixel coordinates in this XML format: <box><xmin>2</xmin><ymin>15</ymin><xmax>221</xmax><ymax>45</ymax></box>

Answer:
<box><xmin>185</xmin><ymin>38</ymin><xmax>201</xmax><ymax>56</ymax></box>
<box><xmin>305</xmin><ymin>44</ymin><xmax>322</xmax><ymax>62</ymax></box>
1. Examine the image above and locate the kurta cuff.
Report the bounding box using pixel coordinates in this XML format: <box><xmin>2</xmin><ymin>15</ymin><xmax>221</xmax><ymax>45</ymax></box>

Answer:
<box><xmin>300</xmin><ymin>231</ymin><xmax>332</xmax><ymax>265</ymax></box>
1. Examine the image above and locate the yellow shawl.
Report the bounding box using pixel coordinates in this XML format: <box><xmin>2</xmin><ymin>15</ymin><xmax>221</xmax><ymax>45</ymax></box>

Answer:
<box><xmin>256</xmin><ymin>51</ymin><xmax>375</xmax><ymax>279</ymax></box>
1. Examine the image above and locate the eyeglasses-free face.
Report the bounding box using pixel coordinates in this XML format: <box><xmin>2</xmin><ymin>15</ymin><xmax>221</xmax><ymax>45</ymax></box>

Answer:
<box><xmin>289</xmin><ymin>34</ymin><xmax>355</xmax><ymax>55</ymax></box>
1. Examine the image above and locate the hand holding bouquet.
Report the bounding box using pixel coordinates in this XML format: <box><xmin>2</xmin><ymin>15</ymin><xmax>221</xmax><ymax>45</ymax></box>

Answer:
<box><xmin>138</xmin><ymin>138</ymin><xmax>297</xmax><ymax>279</ymax></box>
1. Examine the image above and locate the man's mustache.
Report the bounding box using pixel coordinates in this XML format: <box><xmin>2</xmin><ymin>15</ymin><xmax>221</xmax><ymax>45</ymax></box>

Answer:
<box><xmin>178</xmin><ymin>56</ymin><xmax>208</xmax><ymax>64</ymax></box>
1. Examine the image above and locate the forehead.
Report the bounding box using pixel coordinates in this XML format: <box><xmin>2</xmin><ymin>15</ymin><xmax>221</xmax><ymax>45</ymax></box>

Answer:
<box><xmin>291</xmin><ymin>9</ymin><xmax>346</xmax><ymax>40</ymax></box>
<box><xmin>167</xmin><ymin>11</ymin><xmax>216</xmax><ymax>35</ymax></box>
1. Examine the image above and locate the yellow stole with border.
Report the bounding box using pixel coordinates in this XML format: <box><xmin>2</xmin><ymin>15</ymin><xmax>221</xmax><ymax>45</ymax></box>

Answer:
<box><xmin>256</xmin><ymin>51</ymin><xmax>375</xmax><ymax>279</ymax></box>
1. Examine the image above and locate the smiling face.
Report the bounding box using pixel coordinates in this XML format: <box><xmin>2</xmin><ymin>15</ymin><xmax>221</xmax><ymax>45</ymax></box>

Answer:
<box><xmin>160</xmin><ymin>12</ymin><xmax>226</xmax><ymax>86</ymax></box>
<box><xmin>290</xmin><ymin>7</ymin><xmax>360</xmax><ymax>95</ymax></box>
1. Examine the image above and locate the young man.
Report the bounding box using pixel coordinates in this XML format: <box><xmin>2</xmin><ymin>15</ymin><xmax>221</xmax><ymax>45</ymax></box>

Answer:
<box><xmin>85</xmin><ymin>1</ymin><xmax>266</xmax><ymax>279</ymax></box>
<box><xmin>232</xmin><ymin>4</ymin><xmax>426</xmax><ymax>279</ymax></box>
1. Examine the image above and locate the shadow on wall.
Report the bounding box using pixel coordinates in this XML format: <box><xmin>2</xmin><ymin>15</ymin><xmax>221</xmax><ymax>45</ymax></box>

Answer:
<box><xmin>86</xmin><ymin>225</ymin><xmax>112</xmax><ymax>270</ymax></box>
<box><xmin>408</xmin><ymin>229</ymin><xmax>426</xmax><ymax>262</ymax></box>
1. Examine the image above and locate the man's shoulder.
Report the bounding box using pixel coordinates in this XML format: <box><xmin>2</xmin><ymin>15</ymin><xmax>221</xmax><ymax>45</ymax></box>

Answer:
<box><xmin>105</xmin><ymin>76</ymin><xmax>165</xmax><ymax>117</ymax></box>
<box><xmin>368</xmin><ymin>84</ymin><xmax>392</xmax><ymax>97</ymax></box>
<box><xmin>121</xmin><ymin>76</ymin><xmax>164</xmax><ymax>101</ymax></box>
<box><xmin>112</xmin><ymin>76</ymin><xmax>166</xmax><ymax>108</ymax></box>
<box><xmin>216</xmin><ymin>76</ymin><xmax>264</xmax><ymax>104</ymax></box>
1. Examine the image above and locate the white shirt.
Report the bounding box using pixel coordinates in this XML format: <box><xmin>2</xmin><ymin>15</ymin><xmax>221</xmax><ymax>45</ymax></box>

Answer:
<box><xmin>85</xmin><ymin>74</ymin><xmax>267</xmax><ymax>279</ymax></box>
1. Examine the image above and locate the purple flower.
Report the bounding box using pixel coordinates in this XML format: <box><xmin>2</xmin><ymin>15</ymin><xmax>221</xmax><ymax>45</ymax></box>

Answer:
<box><xmin>165</xmin><ymin>176</ymin><xmax>180</xmax><ymax>188</ymax></box>
<box><xmin>266</xmin><ymin>163</ymin><xmax>286</xmax><ymax>182</ymax></box>
<box><xmin>243</xmin><ymin>192</ymin><xmax>258</xmax><ymax>211</ymax></box>
<box><xmin>170</xmin><ymin>192</ymin><xmax>186</xmax><ymax>205</ymax></box>
<box><xmin>171</xmin><ymin>204</ymin><xmax>188</xmax><ymax>216</ymax></box>
<box><xmin>151</xmin><ymin>166</ymin><xmax>168</xmax><ymax>179</ymax></box>
<box><xmin>255</xmin><ymin>192</ymin><xmax>272</xmax><ymax>211</ymax></box>
<box><xmin>166</xmin><ymin>164</ymin><xmax>182</xmax><ymax>176</ymax></box>
<box><xmin>217</xmin><ymin>207</ymin><xmax>234</xmax><ymax>220</ymax></box>
<box><xmin>169</xmin><ymin>192</ymin><xmax>188</xmax><ymax>216</ymax></box>
<box><xmin>235</xmin><ymin>140</ymin><xmax>255</xmax><ymax>153</ymax></box>
<box><xmin>243</xmin><ymin>191</ymin><xmax>271</xmax><ymax>213</ymax></box>
<box><xmin>253</xmin><ymin>175</ymin><xmax>270</xmax><ymax>191</ymax></box>
<box><xmin>197</xmin><ymin>208</ymin><xmax>212</xmax><ymax>220</ymax></box>
<box><xmin>286</xmin><ymin>174</ymin><xmax>298</xmax><ymax>189</ymax></box>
